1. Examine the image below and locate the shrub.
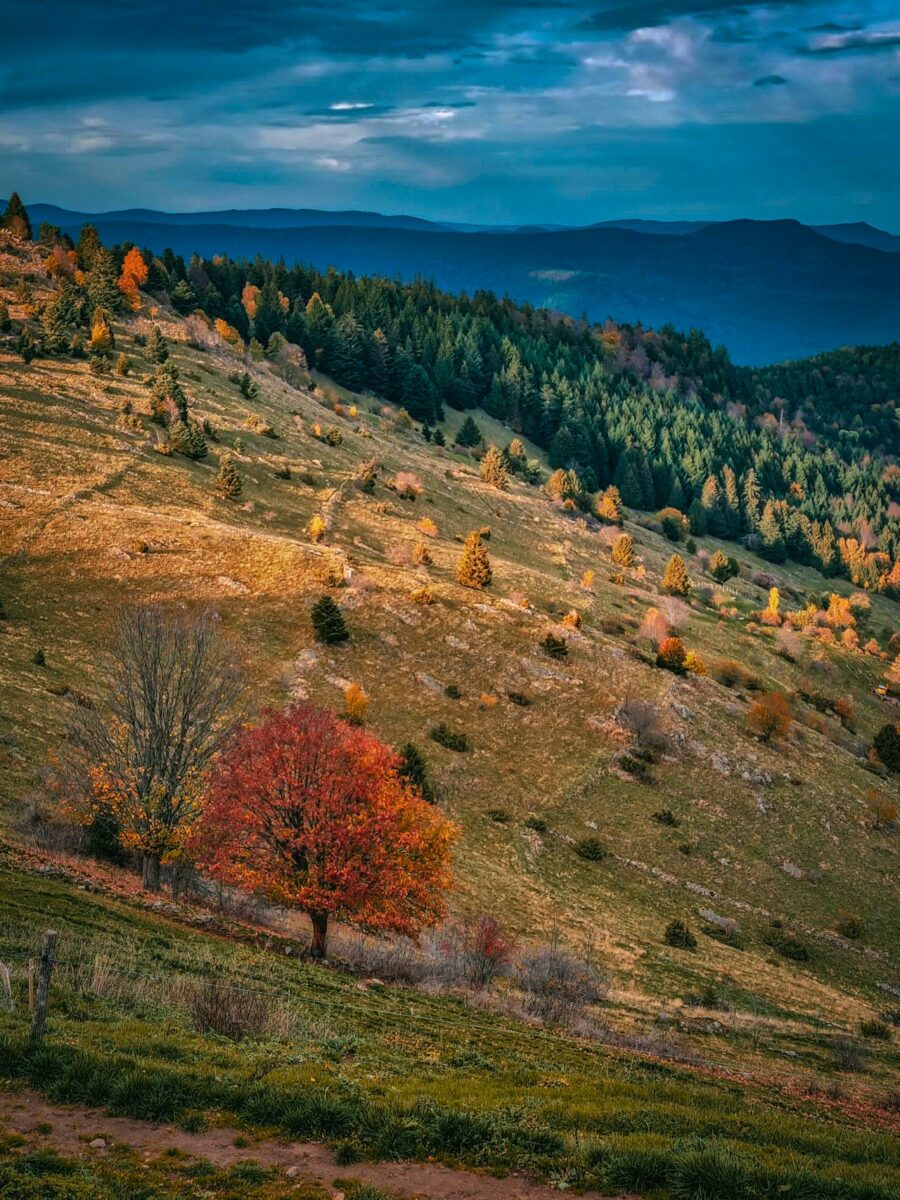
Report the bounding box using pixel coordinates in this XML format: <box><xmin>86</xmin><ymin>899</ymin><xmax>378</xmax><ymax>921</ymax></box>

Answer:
<box><xmin>664</xmin><ymin>920</ymin><xmax>697</xmax><ymax>950</ymax></box>
<box><xmin>507</xmin><ymin>690</ymin><xmax>531</xmax><ymax>707</ymax></box>
<box><xmin>524</xmin><ymin>815</ymin><xmax>547</xmax><ymax>832</ymax></box>
<box><xmin>656</xmin><ymin>636</ymin><xmax>687</xmax><ymax>673</ymax></box>
<box><xmin>832</xmin><ymin>1036</ymin><xmax>865</xmax><ymax>1072</ymax></box>
<box><xmin>306</xmin><ymin>513</ymin><xmax>327</xmax><ymax>543</ymax></box>
<box><xmin>574</xmin><ymin>836</ymin><xmax>606</xmax><ymax>861</ymax></box>
<box><xmin>182</xmin><ymin>978</ymin><xmax>271</xmax><ymax>1041</ymax></box>
<box><xmin>444</xmin><ymin>683</ymin><xmax>462</xmax><ymax>700</ymax></box>
<box><xmin>860</xmin><ymin>1020</ymin><xmax>890</xmax><ymax>1040</ymax></box>
<box><xmin>518</xmin><ymin>940</ymin><xmax>606</xmax><ymax>1024</ymax></box>
<box><xmin>543</xmin><ymin>633</ymin><xmax>568</xmax><ymax>659</ymax></box>
<box><xmin>617</xmin><ymin>697</ymin><xmax>671</xmax><ymax>759</ymax></box>
<box><xmin>344</xmin><ymin>683</ymin><xmax>369</xmax><ymax>725</ymax></box>
<box><xmin>836</xmin><ymin>911</ymin><xmax>862</xmax><ymax>939</ymax></box>
<box><xmin>658</xmin><ymin>507</ymin><xmax>688</xmax><ymax>542</ymax></box>
<box><xmin>487</xmin><ymin>807</ymin><xmax>509</xmax><ymax>823</ymax></box>
<box><xmin>394</xmin><ymin>471</ymin><xmax>423</xmax><ymax>500</ymax></box>
<box><xmin>763</xmin><ymin>928</ymin><xmax>809</xmax><ymax>961</ymax></box>
<box><xmin>434</xmin><ymin>915</ymin><xmax>517</xmax><ymax>989</ymax></box>
<box><xmin>411</xmin><ymin>541</ymin><xmax>432</xmax><ymax>566</ymax></box>
<box><xmin>747</xmin><ymin>692</ymin><xmax>793</xmax><ymax>743</ymax></box>
<box><xmin>430</xmin><ymin>723</ymin><xmax>469</xmax><ymax>752</ymax></box>
<box><xmin>562</xmin><ymin>609</ymin><xmax>582</xmax><ymax>629</ymax></box>
<box><xmin>652</xmin><ymin>809</ymin><xmax>679</xmax><ymax>827</ymax></box>
<box><xmin>311</xmin><ymin>595</ymin><xmax>349</xmax><ymax>644</ymax></box>
<box><xmin>684</xmin><ymin>650</ymin><xmax>707</xmax><ymax>676</ymax></box>
<box><xmin>397</xmin><ymin>742</ymin><xmax>434</xmax><ymax>803</ymax></box>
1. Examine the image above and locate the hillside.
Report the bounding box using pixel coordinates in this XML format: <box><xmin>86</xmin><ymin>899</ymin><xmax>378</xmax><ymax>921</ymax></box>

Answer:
<box><xmin>0</xmin><ymin>225</ymin><xmax>899</xmax><ymax>1197</ymax></box>
<box><xmin>26</xmin><ymin>208</ymin><xmax>900</xmax><ymax>364</ymax></box>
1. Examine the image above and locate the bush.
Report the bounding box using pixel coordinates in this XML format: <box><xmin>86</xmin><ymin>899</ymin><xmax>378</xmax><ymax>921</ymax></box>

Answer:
<box><xmin>433</xmin><ymin>915</ymin><xmax>517</xmax><ymax>989</ymax></box>
<box><xmin>860</xmin><ymin>1020</ymin><xmax>891</xmax><ymax>1040</ymax></box>
<box><xmin>832</xmin><ymin>1036</ymin><xmax>866</xmax><ymax>1072</ymax></box>
<box><xmin>656</xmin><ymin>636</ymin><xmax>687</xmax><ymax>673</ymax></box>
<box><xmin>836</xmin><ymin>911</ymin><xmax>862</xmax><ymax>939</ymax></box>
<box><xmin>430</xmin><ymin>723</ymin><xmax>469</xmax><ymax>752</ymax></box>
<box><xmin>507</xmin><ymin>690</ymin><xmax>531</xmax><ymax>707</ymax></box>
<box><xmin>652</xmin><ymin>809</ymin><xmax>679</xmax><ymax>827</ymax></box>
<box><xmin>518</xmin><ymin>940</ymin><xmax>606</xmax><ymax>1024</ymax></box>
<box><xmin>873</xmin><ymin>722</ymin><xmax>900</xmax><ymax>772</ymax></box>
<box><xmin>182</xmin><ymin>978</ymin><xmax>271</xmax><ymax>1041</ymax></box>
<box><xmin>574</xmin><ymin>835</ymin><xmax>606</xmax><ymax>861</ymax></box>
<box><xmin>543</xmin><ymin>633</ymin><xmax>568</xmax><ymax>659</ymax></box>
<box><xmin>664</xmin><ymin>920</ymin><xmax>697</xmax><ymax>950</ymax></box>
<box><xmin>763</xmin><ymin>928</ymin><xmax>809</xmax><ymax>961</ymax></box>
<box><xmin>747</xmin><ymin>692</ymin><xmax>793</xmax><ymax>743</ymax></box>
<box><xmin>524</xmin><ymin>816</ymin><xmax>547</xmax><ymax>833</ymax></box>
<box><xmin>617</xmin><ymin>698</ymin><xmax>671</xmax><ymax>759</ymax></box>
<box><xmin>487</xmin><ymin>807</ymin><xmax>509</xmax><ymax>823</ymax></box>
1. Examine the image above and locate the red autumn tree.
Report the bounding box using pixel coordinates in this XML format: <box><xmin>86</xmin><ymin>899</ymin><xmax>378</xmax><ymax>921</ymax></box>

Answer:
<box><xmin>118</xmin><ymin>246</ymin><xmax>148</xmax><ymax>310</ymax></box>
<box><xmin>194</xmin><ymin>702</ymin><xmax>457</xmax><ymax>957</ymax></box>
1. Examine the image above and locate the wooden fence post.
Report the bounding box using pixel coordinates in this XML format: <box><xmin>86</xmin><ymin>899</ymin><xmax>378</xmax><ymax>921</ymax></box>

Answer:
<box><xmin>0</xmin><ymin>962</ymin><xmax>13</xmax><ymax>1012</ymax></box>
<box><xmin>29</xmin><ymin>930</ymin><xmax>58</xmax><ymax>1043</ymax></box>
<box><xmin>27</xmin><ymin>959</ymin><xmax>35</xmax><ymax>1015</ymax></box>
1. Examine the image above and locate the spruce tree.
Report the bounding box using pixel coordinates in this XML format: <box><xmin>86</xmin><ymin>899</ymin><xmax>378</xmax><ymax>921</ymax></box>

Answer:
<box><xmin>171</xmin><ymin>279</ymin><xmax>197</xmax><ymax>314</ymax></box>
<box><xmin>433</xmin><ymin>428</ymin><xmax>446</xmax><ymax>447</ymax></box>
<box><xmin>2</xmin><ymin>192</ymin><xmax>31</xmax><ymax>240</ymax></box>
<box><xmin>87</xmin><ymin>247</ymin><xmax>121</xmax><ymax>312</ymax></box>
<box><xmin>457</xmin><ymin>531</ymin><xmax>492</xmax><ymax>589</ymax></box>
<box><xmin>170</xmin><ymin>420</ymin><xmax>208</xmax><ymax>460</ymax></box>
<box><xmin>398</xmin><ymin>742</ymin><xmax>435</xmax><ymax>802</ymax></box>
<box><xmin>214</xmin><ymin>454</ymin><xmax>242</xmax><ymax>500</ymax></box>
<box><xmin>151</xmin><ymin>361</ymin><xmax>188</xmax><ymax>424</ymax></box>
<box><xmin>662</xmin><ymin>554</ymin><xmax>692</xmax><ymax>596</ymax></box>
<box><xmin>17</xmin><ymin>326</ymin><xmax>37</xmax><ymax>363</ymax></box>
<box><xmin>311</xmin><ymin>594</ymin><xmax>349</xmax><ymax>644</ymax></box>
<box><xmin>147</xmin><ymin>326</ymin><xmax>169</xmax><ymax>364</ymax></box>
<box><xmin>455</xmin><ymin>415</ymin><xmax>482</xmax><ymax>448</ymax></box>
<box><xmin>758</xmin><ymin>501</ymin><xmax>787</xmax><ymax>562</ymax></box>
<box><xmin>480</xmin><ymin>445</ymin><xmax>508</xmax><ymax>489</ymax></box>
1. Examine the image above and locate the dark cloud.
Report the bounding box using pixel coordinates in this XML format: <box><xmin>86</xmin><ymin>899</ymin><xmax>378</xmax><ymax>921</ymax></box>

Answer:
<box><xmin>754</xmin><ymin>73</ymin><xmax>789</xmax><ymax>85</ymax></box>
<box><xmin>578</xmin><ymin>0</ymin><xmax>805</xmax><ymax>33</ymax></box>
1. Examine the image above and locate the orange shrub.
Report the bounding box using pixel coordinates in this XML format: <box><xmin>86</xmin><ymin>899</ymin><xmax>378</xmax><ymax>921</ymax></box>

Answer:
<box><xmin>747</xmin><ymin>692</ymin><xmax>793</xmax><ymax>743</ymax></box>
<box><xmin>344</xmin><ymin>683</ymin><xmax>369</xmax><ymax>725</ymax></box>
<box><xmin>657</xmin><ymin>636</ymin><xmax>687</xmax><ymax>673</ymax></box>
<box><xmin>417</xmin><ymin>517</ymin><xmax>438</xmax><ymax>538</ymax></box>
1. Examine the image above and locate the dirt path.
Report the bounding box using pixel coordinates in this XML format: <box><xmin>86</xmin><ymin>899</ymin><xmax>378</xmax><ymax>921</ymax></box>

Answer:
<box><xmin>0</xmin><ymin>1089</ymin><xmax>633</xmax><ymax>1200</ymax></box>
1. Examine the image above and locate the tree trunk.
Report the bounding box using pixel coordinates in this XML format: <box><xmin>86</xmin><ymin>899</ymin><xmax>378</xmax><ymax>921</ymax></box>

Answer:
<box><xmin>309</xmin><ymin>912</ymin><xmax>329</xmax><ymax>959</ymax></box>
<box><xmin>142</xmin><ymin>852</ymin><xmax>161</xmax><ymax>892</ymax></box>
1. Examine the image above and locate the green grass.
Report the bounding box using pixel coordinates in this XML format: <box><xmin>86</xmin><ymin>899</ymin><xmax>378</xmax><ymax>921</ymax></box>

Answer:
<box><xmin>0</xmin><ymin>865</ymin><xmax>897</xmax><ymax>1200</ymax></box>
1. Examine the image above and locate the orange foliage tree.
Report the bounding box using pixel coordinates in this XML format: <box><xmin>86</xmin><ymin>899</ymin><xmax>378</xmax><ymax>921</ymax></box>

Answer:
<box><xmin>194</xmin><ymin>702</ymin><xmax>456</xmax><ymax>957</ymax></box>
<box><xmin>117</xmin><ymin>247</ymin><xmax>148</xmax><ymax>310</ymax></box>
<box><xmin>747</xmin><ymin>692</ymin><xmax>793</xmax><ymax>743</ymax></box>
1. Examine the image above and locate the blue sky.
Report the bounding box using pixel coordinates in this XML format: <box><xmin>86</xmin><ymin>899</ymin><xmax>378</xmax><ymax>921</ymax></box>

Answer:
<box><xmin>1</xmin><ymin>0</ymin><xmax>898</xmax><ymax>227</ymax></box>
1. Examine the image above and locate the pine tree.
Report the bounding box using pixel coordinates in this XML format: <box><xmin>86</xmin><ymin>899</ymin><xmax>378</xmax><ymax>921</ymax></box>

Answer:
<box><xmin>147</xmin><ymin>326</ymin><xmax>169</xmax><ymax>364</ymax></box>
<box><xmin>214</xmin><ymin>454</ymin><xmax>242</xmax><ymax>500</ymax></box>
<box><xmin>398</xmin><ymin>742</ymin><xmax>435</xmax><ymax>803</ymax></box>
<box><xmin>311</xmin><ymin>594</ymin><xmax>349</xmax><ymax>644</ymax></box>
<box><xmin>17</xmin><ymin>326</ymin><xmax>37</xmax><ymax>363</ymax></box>
<box><xmin>433</xmin><ymin>428</ymin><xmax>446</xmax><ymax>447</ymax></box>
<box><xmin>455</xmin><ymin>415</ymin><xmax>483</xmax><ymax>448</ymax></box>
<box><xmin>171</xmin><ymin>279</ymin><xmax>197</xmax><ymax>314</ymax></box>
<box><xmin>151</xmin><ymin>361</ymin><xmax>188</xmax><ymax>424</ymax></box>
<box><xmin>708</xmin><ymin>550</ymin><xmax>737</xmax><ymax>582</ymax></box>
<box><xmin>743</xmin><ymin>468</ymin><xmax>762</xmax><ymax>531</ymax></box>
<box><xmin>700</xmin><ymin>475</ymin><xmax>726</xmax><ymax>536</ymax></box>
<box><xmin>662</xmin><ymin>554</ymin><xmax>691</xmax><ymax>596</ymax></box>
<box><xmin>170</xmin><ymin>420</ymin><xmax>208</xmax><ymax>460</ymax></box>
<box><xmin>2</xmin><ymin>192</ymin><xmax>31</xmax><ymax>240</ymax></box>
<box><xmin>87</xmin><ymin>248</ymin><xmax>121</xmax><ymax>312</ymax></box>
<box><xmin>758</xmin><ymin>500</ymin><xmax>786</xmax><ymax>562</ymax></box>
<box><xmin>40</xmin><ymin>289</ymin><xmax>74</xmax><ymax>353</ymax></box>
<box><xmin>480</xmin><ymin>445</ymin><xmax>508</xmax><ymax>489</ymax></box>
<box><xmin>611</xmin><ymin>533</ymin><xmax>635</xmax><ymax>568</ymax></box>
<box><xmin>457</xmin><ymin>531</ymin><xmax>492</xmax><ymax>589</ymax></box>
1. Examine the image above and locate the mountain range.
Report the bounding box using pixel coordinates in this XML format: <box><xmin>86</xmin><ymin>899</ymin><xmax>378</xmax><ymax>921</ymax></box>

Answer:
<box><xmin>18</xmin><ymin>203</ymin><xmax>900</xmax><ymax>364</ymax></box>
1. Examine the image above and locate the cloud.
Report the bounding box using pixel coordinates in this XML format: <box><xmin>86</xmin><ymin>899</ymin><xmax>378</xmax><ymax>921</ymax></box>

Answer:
<box><xmin>805</xmin><ymin>26</ymin><xmax>900</xmax><ymax>54</ymax></box>
<box><xmin>754</xmin><ymin>73</ymin><xmax>789</xmax><ymax>85</ymax></box>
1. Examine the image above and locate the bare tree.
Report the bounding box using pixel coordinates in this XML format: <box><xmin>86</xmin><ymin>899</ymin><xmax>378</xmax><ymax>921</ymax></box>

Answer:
<box><xmin>70</xmin><ymin>605</ymin><xmax>243</xmax><ymax>891</ymax></box>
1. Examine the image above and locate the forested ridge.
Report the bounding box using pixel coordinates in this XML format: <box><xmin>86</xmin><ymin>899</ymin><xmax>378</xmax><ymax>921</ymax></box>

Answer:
<box><xmin>7</xmin><ymin>201</ymin><xmax>900</xmax><ymax>592</ymax></box>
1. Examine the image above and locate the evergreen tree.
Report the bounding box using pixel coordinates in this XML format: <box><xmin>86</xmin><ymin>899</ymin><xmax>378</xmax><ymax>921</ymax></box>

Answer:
<box><xmin>170</xmin><ymin>279</ymin><xmax>197</xmax><ymax>314</ymax></box>
<box><xmin>457</xmin><ymin>531</ymin><xmax>492</xmax><ymax>589</ymax></box>
<box><xmin>688</xmin><ymin>499</ymin><xmax>707</xmax><ymax>536</ymax></box>
<box><xmin>758</xmin><ymin>500</ymin><xmax>787</xmax><ymax>562</ymax></box>
<box><xmin>700</xmin><ymin>475</ymin><xmax>727</xmax><ymax>536</ymax></box>
<box><xmin>239</xmin><ymin>371</ymin><xmax>258</xmax><ymax>400</ymax></box>
<box><xmin>613</xmin><ymin>452</ymin><xmax>644</xmax><ymax>508</ymax></box>
<box><xmin>214</xmin><ymin>454</ymin><xmax>242</xmax><ymax>500</ymax></box>
<box><xmin>170</xmin><ymin>420</ymin><xmax>208</xmax><ymax>460</ymax></box>
<box><xmin>2</xmin><ymin>192</ymin><xmax>31</xmax><ymax>240</ymax></box>
<box><xmin>17</xmin><ymin>326</ymin><xmax>37</xmax><ymax>363</ymax></box>
<box><xmin>311</xmin><ymin>594</ymin><xmax>349</xmax><ymax>644</ymax></box>
<box><xmin>480</xmin><ymin>445</ymin><xmax>508</xmax><ymax>489</ymax></box>
<box><xmin>662</xmin><ymin>554</ymin><xmax>692</xmax><ymax>595</ymax></box>
<box><xmin>151</xmin><ymin>362</ymin><xmax>188</xmax><ymax>424</ymax></box>
<box><xmin>397</xmin><ymin>742</ymin><xmax>435</xmax><ymax>803</ymax></box>
<box><xmin>87</xmin><ymin>247</ymin><xmax>121</xmax><ymax>312</ymax></box>
<box><xmin>41</xmin><ymin>289</ymin><xmax>75</xmax><ymax>353</ymax></box>
<box><xmin>0</xmin><ymin>298</ymin><xmax>10</xmax><ymax>333</ymax></box>
<box><xmin>455</xmin><ymin>415</ymin><xmax>483</xmax><ymax>448</ymax></box>
<box><xmin>147</xmin><ymin>326</ymin><xmax>169</xmax><ymax>364</ymax></box>
<box><xmin>709</xmin><ymin>549</ymin><xmax>738</xmax><ymax>582</ymax></box>
<box><xmin>433</xmin><ymin>427</ymin><xmax>446</xmax><ymax>447</ymax></box>
<box><xmin>76</xmin><ymin>224</ymin><xmax>102</xmax><ymax>269</ymax></box>
<box><xmin>743</xmin><ymin>468</ymin><xmax>762</xmax><ymax>531</ymax></box>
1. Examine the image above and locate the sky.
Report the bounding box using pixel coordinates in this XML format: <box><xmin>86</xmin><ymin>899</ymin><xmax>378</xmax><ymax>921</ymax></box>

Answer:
<box><xmin>1</xmin><ymin>0</ymin><xmax>898</xmax><ymax>227</ymax></box>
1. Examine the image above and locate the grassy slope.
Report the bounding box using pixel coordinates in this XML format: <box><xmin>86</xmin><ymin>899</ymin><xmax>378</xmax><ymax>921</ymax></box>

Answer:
<box><xmin>0</xmin><ymin>864</ymin><xmax>897</xmax><ymax>1198</ymax></box>
<box><xmin>0</xmin><ymin>238</ymin><xmax>898</xmax><ymax>1121</ymax></box>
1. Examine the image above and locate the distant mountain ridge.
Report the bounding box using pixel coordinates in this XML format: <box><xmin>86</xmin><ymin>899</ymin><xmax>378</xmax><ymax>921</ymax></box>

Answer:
<box><xmin>15</xmin><ymin>202</ymin><xmax>900</xmax><ymax>364</ymax></box>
